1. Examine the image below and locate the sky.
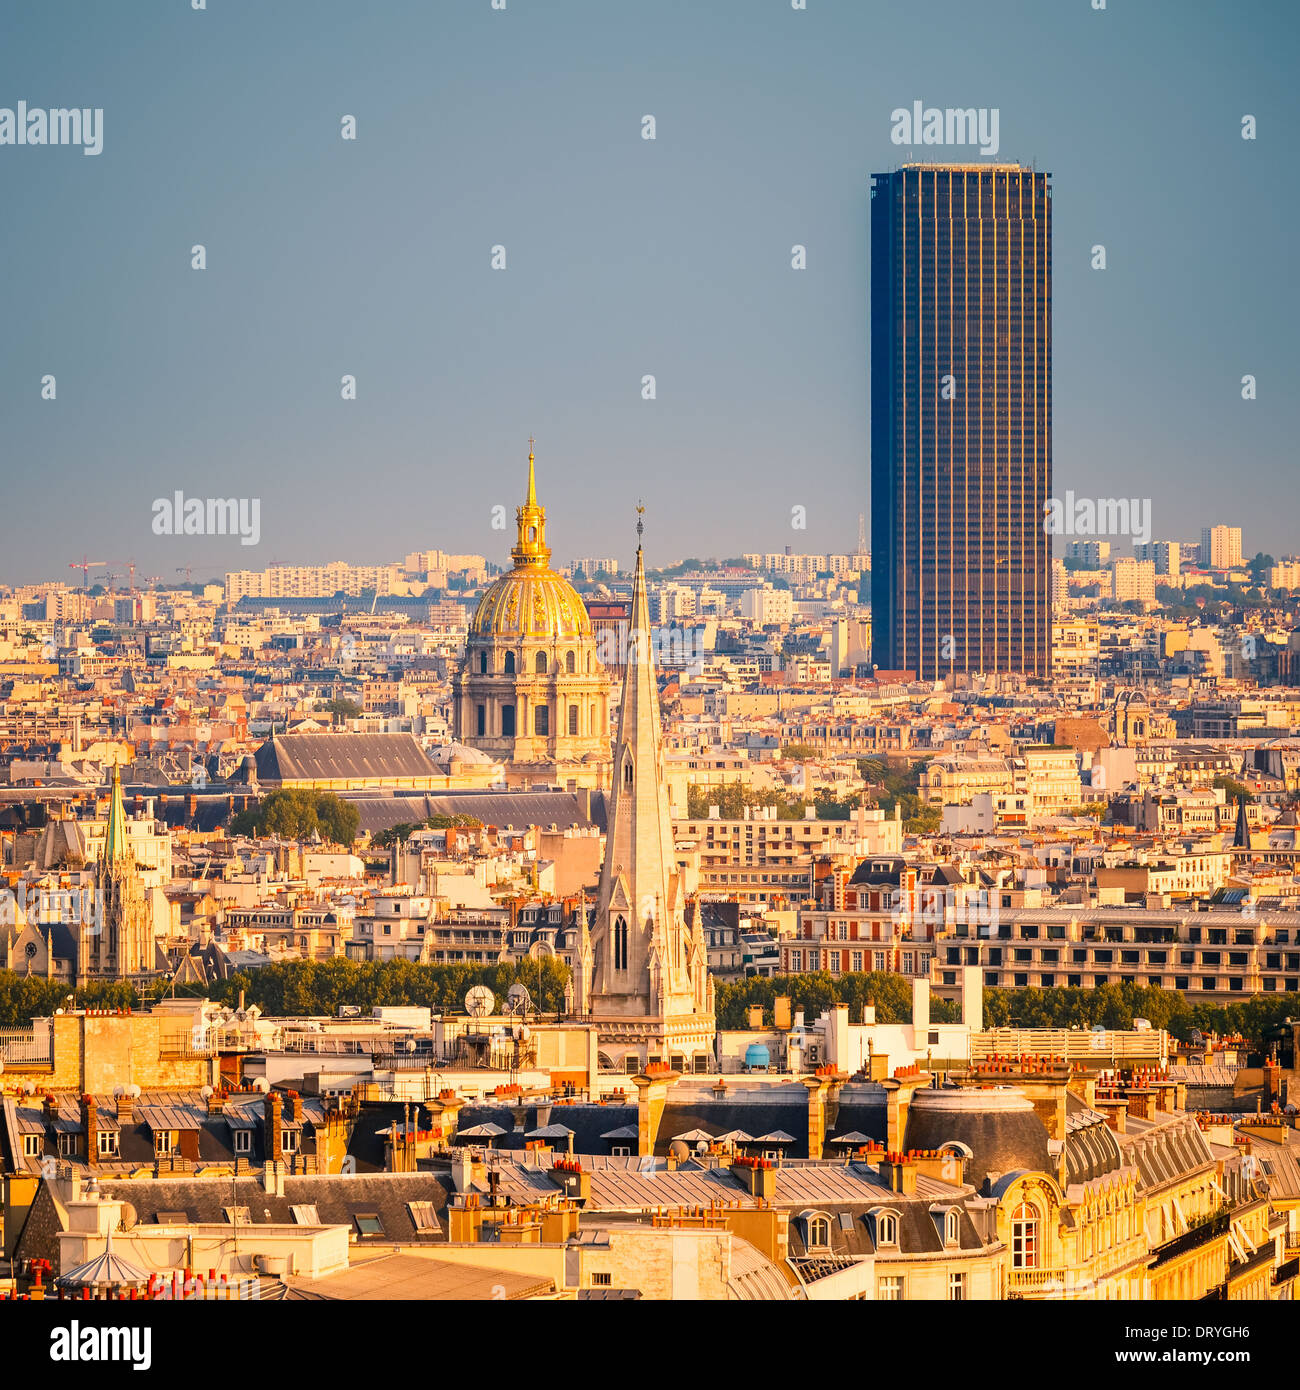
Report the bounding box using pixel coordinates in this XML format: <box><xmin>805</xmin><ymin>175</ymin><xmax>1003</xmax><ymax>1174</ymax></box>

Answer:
<box><xmin>2</xmin><ymin>0</ymin><xmax>1296</xmax><ymax>585</ymax></box>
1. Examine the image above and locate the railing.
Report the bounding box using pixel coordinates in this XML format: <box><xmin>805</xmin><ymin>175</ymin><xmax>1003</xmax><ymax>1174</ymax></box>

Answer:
<box><xmin>1007</xmin><ymin>1267</ymin><xmax>1072</xmax><ymax>1297</ymax></box>
<box><xmin>1273</xmin><ymin>1257</ymin><xmax>1299</xmax><ymax>1287</ymax></box>
<box><xmin>0</xmin><ymin>1029</ymin><xmax>53</xmax><ymax>1067</ymax></box>
<box><xmin>1150</xmin><ymin>1209</ymin><xmax>1230</xmax><ymax>1268</ymax></box>
<box><xmin>971</xmin><ymin>1028</ymin><xmax>1167</xmax><ymax>1064</ymax></box>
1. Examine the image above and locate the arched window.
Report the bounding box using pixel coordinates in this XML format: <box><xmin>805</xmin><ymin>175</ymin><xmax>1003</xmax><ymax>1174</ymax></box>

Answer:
<box><xmin>875</xmin><ymin>1212</ymin><xmax>899</xmax><ymax>1247</ymax></box>
<box><xmin>568</xmin><ymin>704</ymin><xmax>579</xmax><ymax>736</ymax></box>
<box><xmin>478</xmin><ymin>650</ymin><xmax>487</xmax><ymax>674</ymax></box>
<box><xmin>565</xmin><ymin>650</ymin><xmax>575</xmax><ymax>674</ymax></box>
<box><xmin>614</xmin><ymin>915</ymin><xmax>628</xmax><ymax>971</ymax></box>
<box><xmin>945</xmin><ymin>1209</ymin><xmax>960</xmax><ymax>1245</ymax></box>
<box><xmin>623</xmin><ymin>758</ymin><xmax>633</xmax><ymax>788</ymax></box>
<box><xmin>807</xmin><ymin>1214</ymin><xmax>831</xmax><ymax>1248</ymax></box>
<box><xmin>501</xmin><ymin>705</ymin><xmax>516</xmax><ymax>737</ymax></box>
<box><xmin>1012</xmin><ymin>1201</ymin><xmax>1040</xmax><ymax>1269</ymax></box>
<box><xmin>504</xmin><ymin>651</ymin><xmax>516</xmax><ymax>675</ymax></box>
<box><xmin>534</xmin><ymin>705</ymin><xmax>549</xmax><ymax>736</ymax></box>
<box><xmin>535</xmin><ymin>652</ymin><xmax>547</xmax><ymax>674</ymax></box>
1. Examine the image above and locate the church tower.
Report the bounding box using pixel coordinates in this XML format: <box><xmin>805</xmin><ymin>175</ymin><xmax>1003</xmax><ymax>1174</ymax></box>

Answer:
<box><xmin>86</xmin><ymin>766</ymin><xmax>155</xmax><ymax>982</ymax></box>
<box><xmin>575</xmin><ymin>511</ymin><xmax>714</xmax><ymax>1072</ymax></box>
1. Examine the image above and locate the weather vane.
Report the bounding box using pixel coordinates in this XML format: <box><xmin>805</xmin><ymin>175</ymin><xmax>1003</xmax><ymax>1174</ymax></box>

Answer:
<box><xmin>636</xmin><ymin>499</ymin><xmax>645</xmax><ymax>543</ymax></box>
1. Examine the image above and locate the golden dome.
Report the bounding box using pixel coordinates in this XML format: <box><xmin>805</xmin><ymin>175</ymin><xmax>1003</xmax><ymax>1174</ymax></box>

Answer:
<box><xmin>469</xmin><ymin>442</ymin><xmax>594</xmax><ymax>640</ymax></box>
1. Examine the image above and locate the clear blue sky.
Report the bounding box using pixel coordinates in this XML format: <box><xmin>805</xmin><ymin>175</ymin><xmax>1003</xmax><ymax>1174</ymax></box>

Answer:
<box><xmin>2</xmin><ymin>0</ymin><xmax>1296</xmax><ymax>584</ymax></box>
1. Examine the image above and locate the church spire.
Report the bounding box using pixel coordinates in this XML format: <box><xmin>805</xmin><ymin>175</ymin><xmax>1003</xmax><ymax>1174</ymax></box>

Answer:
<box><xmin>104</xmin><ymin>764</ymin><xmax>129</xmax><ymax>864</ymax></box>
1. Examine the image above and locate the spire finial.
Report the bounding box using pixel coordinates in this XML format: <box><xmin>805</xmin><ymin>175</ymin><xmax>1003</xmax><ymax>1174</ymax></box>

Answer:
<box><xmin>636</xmin><ymin>500</ymin><xmax>645</xmax><ymax>548</ymax></box>
<box><xmin>526</xmin><ymin>437</ymin><xmax>537</xmax><ymax>507</ymax></box>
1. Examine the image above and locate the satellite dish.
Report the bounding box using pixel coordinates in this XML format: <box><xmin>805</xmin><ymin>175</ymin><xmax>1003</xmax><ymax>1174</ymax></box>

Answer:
<box><xmin>465</xmin><ymin>985</ymin><xmax>495</xmax><ymax>1018</ymax></box>
<box><xmin>696</xmin><ymin>1139</ymin><xmax>708</xmax><ymax>1155</ymax></box>
<box><xmin>669</xmin><ymin>1140</ymin><xmax>689</xmax><ymax>1162</ymax></box>
<box><xmin>128</xmin><ymin>1084</ymin><xmax>142</xmax><ymax>1099</ymax></box>
<box><xmin>506</xmin><ymin>982</ymin><xmax>531</xmax><ymax>1014</ymax></box>
<box><xmin>253</xmin><ymin>1078</ymin><xmax>270</xmax><ymax>1094</ymax></box>
<box><xmin>120</xmin><ymin>1202</ymin><xmax>138</xmax><ymax>1231</ymax></box>
<box><xmin>201</xmin><ymin>1085</ymin><xmax>213</xmax><ymax>1099</ymax></box>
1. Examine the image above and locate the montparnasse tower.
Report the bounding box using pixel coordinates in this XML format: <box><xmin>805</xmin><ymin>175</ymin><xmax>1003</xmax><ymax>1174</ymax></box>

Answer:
<box><xmin>453</xmin><ymin>441</ymin><xmax>612</xmax><ymax>790</ymax></box>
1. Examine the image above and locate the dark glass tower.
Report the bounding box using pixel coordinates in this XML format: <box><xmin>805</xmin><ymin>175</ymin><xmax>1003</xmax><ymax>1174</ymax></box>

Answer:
<box><xmin>870</xmin><ymin>164</ymin><xmax>1052</xmax><ymax>678</ymax></box>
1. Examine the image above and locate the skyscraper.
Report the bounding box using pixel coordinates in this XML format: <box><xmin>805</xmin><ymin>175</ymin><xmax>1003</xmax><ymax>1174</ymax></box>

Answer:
<box><xmin>871</xmin><ymin>163</ymin><xmax>1052</xmax><ymax>678</ymax></box>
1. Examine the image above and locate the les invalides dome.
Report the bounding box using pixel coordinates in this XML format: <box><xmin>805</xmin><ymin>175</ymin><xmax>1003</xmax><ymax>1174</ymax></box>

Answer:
<box><xmin>452</xmin><ymin>442</ymin><xmax>613</xmax><ymax>790</ymax></box>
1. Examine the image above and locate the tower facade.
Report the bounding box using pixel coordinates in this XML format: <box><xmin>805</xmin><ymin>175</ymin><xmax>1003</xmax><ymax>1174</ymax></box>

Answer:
<box><xmin>81</xmin><ymin>766</ymin><xmax>156</xmax><ymax>982</ymax></box>
<box><xmin>871</xmin><ymin>163</ymin><xmax>1052</xmax><ymax>678</ymax></box>
<box><xmin>574</xmin><ymin>523</ymin><xmax>714</xmax><ymax>1073</ymax></box>
<box><xmin>454</xmin><ymin>443</ymin><xmax>612</xmax><ymax>789</ymax></box>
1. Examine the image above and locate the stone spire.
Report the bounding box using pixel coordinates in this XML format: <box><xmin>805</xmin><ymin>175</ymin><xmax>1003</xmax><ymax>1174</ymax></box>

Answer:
<box><xmin>103</xmin><ymin>764</ymin><xmax>129</xmax><ymax>864</ymax></box>
<box><xmin>582</xmin><ymin>516</ymin><xmax>702</xmax><ymax>1021</ymax></box>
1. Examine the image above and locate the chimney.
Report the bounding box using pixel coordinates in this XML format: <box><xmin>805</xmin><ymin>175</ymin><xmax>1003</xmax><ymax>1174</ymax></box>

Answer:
<box><xmin>450</xmin><ymin>1149</ymin><xmax>473</xmax><ymax>1193</ymax></box>
<box><xmin>1127</xmin><ymin>1090</ymin><xmax>1155</xmax><ymax>1122</ymax></box>
<box><xmin>82</xmin><ymin>1095</ymin><xmax>99</xmax><ymax>1167</ymax></box>
<box><xmin>263</xmin><ymin>1091</ymin><xmax>283</xmax><ymax>1162</ymax></box>
<box><xmin>116</xmin><ymin>1091</ymin><xmax>134</xmax><ymax>1123</ymax></box>
<box><xmin>1102</xmin><ymin>1102</ymin><xmax>1128</xmax><ymax>1134</ymax></box>
<box><xmin>878</xmin><ymin>1153</ymin><xmax>919</xmax><ymax>1195</ymax></box>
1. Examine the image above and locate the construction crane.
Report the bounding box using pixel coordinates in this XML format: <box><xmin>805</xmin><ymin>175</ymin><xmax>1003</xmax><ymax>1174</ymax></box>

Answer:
<box><xmin>68</xmin><ymin>557</ymin><xmax>106</xmax><ymax>588</ymax></box>
<box><xmin>114</xmin><ymin>558</ymin><xmax>139</xmax><ymax>592</ymax></box>
<box><xmin>143</xmin><ymin>575</ymin><xmax>162</xmax><ymax>589</ymax></box>
<box><xmin>176</xmin><ymin>565</ymin><xmax>194</xmax><ymax>583</ymax></box>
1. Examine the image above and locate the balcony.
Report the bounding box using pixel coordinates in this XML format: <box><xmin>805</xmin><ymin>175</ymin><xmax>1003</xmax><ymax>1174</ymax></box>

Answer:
<box><xmin>1007</xmin><ymin>1267</ymin><xmax>1071</xmax><ymax>1297</ymax></box>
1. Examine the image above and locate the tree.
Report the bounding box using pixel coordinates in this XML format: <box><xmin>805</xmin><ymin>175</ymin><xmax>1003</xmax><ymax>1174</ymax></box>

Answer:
<box><xmin>781</xmin><ymin>744</ymin><xmax>818</xmax><ymax>761</ymax></box>
<box><xmin>227</xmin><ymin>789</ymin><xmax>360</xmax><ymax>845</ymax></box>
<box><xmin>1213</xmin><ymin>775</ymin><xmax>1254</xmax><ymax>804</ymax></box>
<box><xmin>322</xmin><ymin>697</ymin><xmax>361</xmax><ymax>725</ymax></box>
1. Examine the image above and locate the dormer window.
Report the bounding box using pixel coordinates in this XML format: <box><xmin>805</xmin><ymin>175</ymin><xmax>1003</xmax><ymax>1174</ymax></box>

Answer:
<box><xmin>806</xmin><ymin>1213</ymin><xmax>831</xmax><ymax>1249</ymax></box>
<box><xmin>874</xmin><ymin>1211</ymin><xmax>899</xmax><ymax>1247</ymax></box>
<box><xmin>233</xmin><ymin>1129</ymin><xmax>252</xmax><ymax>1154</ymax></box>
<box><xmin>23</xmin><ymin>1134</ymin><xmax>42</xmax><ymax>1158</ymax></box>
<box><xmin>945</xmin><ymin>1208</ymin><xmax>960</xmax><ymax>1245</ymax></box>
<box><xmin>98</xmin><ymin>1130</ymin><xmax>119</xmax><ymax>1157</ymax></box>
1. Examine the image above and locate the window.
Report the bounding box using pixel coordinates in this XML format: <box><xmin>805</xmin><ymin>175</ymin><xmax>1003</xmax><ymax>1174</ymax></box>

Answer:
<box><xmin>945</xmin><ymin>1209</ymin><xmax>960</xmax><ymax>1245</ymax></box>
<box><xmin>1012</xmin><ymin>1201</ymin><xmax>1040</xmax><ymax>1269</ymax></box>
<box><xmin>565</xmin><ymin>650</ymin><xmax>576</xmax><ymax>674</ymax></box>
<box><xmin>535</xmin><ymin>705</ymin><xmax>549</xmax><ymax>736</ymax></box>
<box><xmin>23</xmin><ymin>1134</ymin><xmax>42</xmax><ymax>1157</ymax></box>
<box><xmin>568</xmin><ymin>704</ymin><xmax>579</xmax><ymax>736</ymax></box>
<box><xmin>407</xmin><ymin>1201</ymin><xmax>439</xmax><ymax>1232</ymax></box>
<box><xmin>222</xmin><ymin>1207</ymin><xmax>251</xmax><ymax>1225</ymax></box>
<box><xmin>807</xmin><ymin>1214</ymin><xmax>831</xmax><ymax>1248</ymax></box>
<box><xmin>475</xmin><ymin>703</ymin><xmax>486</xmax><ymax>736</ymax></box>
<box><xmin>153</xmin><ymin>1130</ymin><xmax>178</xmax><ymax>1155</ymax></box>
<box><xmin>97</xmin><ymin>1130</ymin><xmax>119</xmax><ymax>1157</ymax></box>
<box><xmin>504</xmin><ymin>651</ymin><xmax>515</xmax><ymax>675</ymax></box>
<box><xmin>875</xmin><ymin>1212</ymin><xmax>899</xmax><ymax>1246</ymax></box>
<box><xmin>591</xmin><ymin>1272</ymin><xmax>612</xmax><ymax>1287</ymax></box>
<box><xmin>877</xmin><ymin>1275</ymin><xmax>903</xmax><ymax>1301</ymax></box>
<box><xmin>948</xmin><ymin>1271</ymin><xmax>967</xmax><ymax>1301</ymax></box>
<box><xmin>233</xmin><ymin>1129</ymin><xmax>252</xmax><ymax>1154</ymax></box>
<box><xmin>354</xmin><ymin>1213</ymin><xmax>384</xmax><ymax>1236</ymax></box>
<box><xmin>614</xmin><ymin>915</ymin><xmax>628</xmax><ymax>971</ymax></box>
<box><xmin>281</xmin><ymin>1130</ymin><xmax>298</xmax><ymax>1153</ymax></box>
<box><xmin>610</xmin><ymin>1145</ymin><xmax>631</xmax><ymax>1157</ymax></box>
<box><xmin>478</xmin><ymin>651</ymin><xmax>487</xmax><ymax>674</ymax></box>
<box><xmin>290</xmin><ymin>1204</ymin><xmax>319</xmax><ymax>1225</ymax></box>
<box><xmin>535</xmin><ymin>652</ymin><xmax>548</xmax><ymax>674</ymax></box>
<box><xmin>501</xmin><ymin>705</ymin><xmax>516</xmax><ymax>737</ymax></box>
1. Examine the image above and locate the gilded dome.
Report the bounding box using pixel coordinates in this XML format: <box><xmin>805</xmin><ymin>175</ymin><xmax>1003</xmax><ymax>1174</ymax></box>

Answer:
<box><xmin>471</xmin><ymin>567</ymin><xmax>592</xmax><ymax>639</ymax></box>
<box><xmin>469</xmin><ymin>441</ymin><xmax>594</xmax><ymax>641</ymax></box>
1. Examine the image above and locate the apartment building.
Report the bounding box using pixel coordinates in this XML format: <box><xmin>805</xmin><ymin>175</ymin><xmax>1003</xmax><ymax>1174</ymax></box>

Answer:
<box><xmin>675</xmin><ymin>807</ymin><xmax>903</xmax><ymax>907</ymax></box>
<box><xmin>932</xmin><ymin>907</ymin><xmax>1300</xmax><ymax>1000</ymax></box>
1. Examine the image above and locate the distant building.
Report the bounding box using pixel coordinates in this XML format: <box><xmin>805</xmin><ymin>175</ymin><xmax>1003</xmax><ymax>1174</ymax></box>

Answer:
<box><xmin>1200</xmin><ymin>525</ymin><xmax>1243</xmax><ymax>570</ymax></box>
<box><xmin>871</xmin><ymin>164</ymin><xmax>1052</xmax><ymax>678</ymax></box>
